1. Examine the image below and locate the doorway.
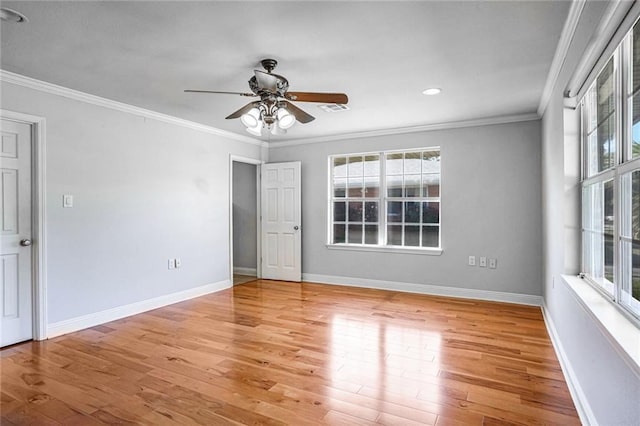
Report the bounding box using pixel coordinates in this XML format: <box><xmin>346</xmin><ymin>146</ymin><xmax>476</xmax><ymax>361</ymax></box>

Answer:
<box><xmin>230</xmin><ymin>157</ymin><xmax>260</xmax><ymax>285</ymax></box>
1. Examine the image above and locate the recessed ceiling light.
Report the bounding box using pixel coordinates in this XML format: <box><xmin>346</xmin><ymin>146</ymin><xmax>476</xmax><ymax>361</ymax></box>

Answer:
<box><xmin>422</xmin><ymin>88</ymin><xmax>442</xmax><ymax>96</ymax></box>
<box><xmin>0</xmin><ymin>8</ymin><xmax>28</xmax><ymax>23</ymax></box>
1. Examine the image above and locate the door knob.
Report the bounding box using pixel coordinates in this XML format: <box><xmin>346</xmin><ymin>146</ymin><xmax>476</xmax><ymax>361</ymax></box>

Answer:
<box><xmin>293</xmin><ymin>226</ymin><xmax>299</xmax><ymax>230</ymax></box>
<box><xmin>20</xmin><ymin>239</ymin><xmax>32</xmax><ymax>247</ymax></box>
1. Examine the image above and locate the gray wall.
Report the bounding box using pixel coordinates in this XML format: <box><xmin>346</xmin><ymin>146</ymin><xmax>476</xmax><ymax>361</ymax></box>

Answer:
<box><xmin>232</xmin><ymin>161</ymin><xmax>257</xmax><ymax>272</ymax></box>
<box><xmin>541</xmin><ymin>1</ymin><xmax>640</xmax><ymax>424</ymax></box>
<box><xmin>269</xmin><ymin>120</ymin><xmax>543</xmax><ymax>296</ymax></box>
<box><xmin>1</xmin><ymin>81</ymin><xmax>262</xmax><ymax>324</ymax></box>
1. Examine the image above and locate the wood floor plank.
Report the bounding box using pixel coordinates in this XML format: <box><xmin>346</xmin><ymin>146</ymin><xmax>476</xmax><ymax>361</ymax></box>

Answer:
<box><xmin>0</xmin><ymin>280</ymin><xmax>579</xmax><ymax>425</ymax></box>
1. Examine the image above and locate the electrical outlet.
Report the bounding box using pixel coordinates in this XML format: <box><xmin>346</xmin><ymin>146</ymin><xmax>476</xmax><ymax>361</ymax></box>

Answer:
<box><xmin>168</xmin><ymin>259</ymin><xmax>175</xmax><ymax>270</ymax></box>
<box><xmin>479</xmin><ymin>257</ymin><xmax>487</xmax><ymax>267</ymax></box>
<box><xmin>175</xmin><ymin>258</ymin><xmax>182</xmax><ymax>268</ymax></box>
<box><xmin>488</xmin><ymin>258</ymin><xmax>497</xmax><ymax>269</ymax></box>
<box><xmin>468</xmin><ymin>256</ymin><xmax>476</xmax><ymax>266</ymax></box>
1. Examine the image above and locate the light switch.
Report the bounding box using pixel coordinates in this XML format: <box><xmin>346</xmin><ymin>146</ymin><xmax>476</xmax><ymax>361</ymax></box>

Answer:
<box><xmin>63</xmin><ymin>194</ymin><xmax>73</xmax><ymax>208</ymax></box>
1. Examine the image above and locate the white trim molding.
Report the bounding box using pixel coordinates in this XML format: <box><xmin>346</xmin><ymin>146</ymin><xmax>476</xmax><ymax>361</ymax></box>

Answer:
<box><xmin>47</xmin><ymin>280</ymin><xmax>230</xmax><ymax>339</ymax></box>
<box><xmin>302</xmin><ymin>273</ymin><xmax>542</xmax><ymax>306</ymax></box>
<box><xmin>538</xmin><ymin>0</ymin><xmax>586</xmax><ymax>116</ymax></box>
<box><xmin>0</xmin><ymin>109</ymin><xmax>47</xmax><ymax>341</ymax></box>
<box><xmin>541</xmin><ymin>303</ymin><xmax>597</xmax><ymax>426</ymax></box>
<box><xmin>0</xmin><ymin>70</ymin><xmax>267</xmax><ymax>148</ymax></box>
<box><xmin>233</xmin><ymin>267</ymin><xmax>257</xmax><ymax>276</ymax></box>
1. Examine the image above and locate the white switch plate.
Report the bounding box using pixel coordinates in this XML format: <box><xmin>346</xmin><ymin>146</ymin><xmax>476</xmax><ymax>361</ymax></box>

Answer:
<box><xmin>168</xmin><ymin>259</ymin><xmax>175</xmax><ymax>270</ymax></box>
<box><xmin>489</xmin><ymin>258</ymin><xmax>497</xmax><ymax>269</ymax></box>
<box><xmin>175</xmin><ymin>258</ymin><xmax>182</xmax><ymax>268</ymax></box>
<box><xmin>468</xmin><ymin>256</ymin><xmax>476</xmax><ymax>266</ymax></box>
<box><xmin>63</xmin><ymin>194</ymin><xmax>73</xmax><ymax>208</ymax></box>
<box><xmin>479</xmin><ymin>257</ymin><xmax>487</xmax><ymax>267</ymax></box>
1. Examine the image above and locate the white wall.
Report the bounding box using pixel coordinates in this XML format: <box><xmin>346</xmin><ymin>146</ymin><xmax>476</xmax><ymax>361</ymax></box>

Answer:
<box><xmin>541</xmin><ymin>1</ymin><xmax>640</xmax><ymax>423</ymax></box>
<box><xmin>232</xmin><ymin>161</ymin><xmax>257</xmax><ymax>272</ymax></box>
<box><xmin>269</xmin><ymin>120</ymin><xmax>542</xmax><ymax>298</ymax></box>
<box><xmin>1</xmin><ymin>81</ymin><xmax>263</xmax><ymax>325</ymax></box>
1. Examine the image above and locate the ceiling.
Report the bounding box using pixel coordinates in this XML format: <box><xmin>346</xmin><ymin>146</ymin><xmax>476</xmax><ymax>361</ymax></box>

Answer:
<box><xmin>0</xmin><ymin>1</ymin><xmax>571</xmax><ymax>143</ymax></box>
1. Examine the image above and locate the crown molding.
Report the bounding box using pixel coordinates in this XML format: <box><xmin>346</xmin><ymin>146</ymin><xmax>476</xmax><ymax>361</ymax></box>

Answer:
<box><xmin>0</xmin><ymin>70</ymin><xmax>267</xmax><ymax>148</ymax></box>
<box><xmin>269</xmin><ymin>112</ymin><xmax>540</xmax><ymax>148</ymax></box>
<box><xmin>537</xmin><ymin>0</ymin><xmax>586</xmax><ymax>117</ymax></box>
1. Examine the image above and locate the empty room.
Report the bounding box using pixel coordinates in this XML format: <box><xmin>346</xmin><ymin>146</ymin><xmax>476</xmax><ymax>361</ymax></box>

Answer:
<box><xmin>1</xmin><ymin>1</ymin><xmax>639</xmax><ymax>425</ymax></box>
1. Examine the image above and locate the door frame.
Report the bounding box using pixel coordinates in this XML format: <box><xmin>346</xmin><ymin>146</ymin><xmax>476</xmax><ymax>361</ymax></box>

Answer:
<box><xmin>229</xmin><ymin>155</ymin><xmax>263</xmax><ymax>285</ymax></box>
<box><xmin>1</xmin><ymin>109</ymin><xmax>47</xmax><ymax>341</ymax></box>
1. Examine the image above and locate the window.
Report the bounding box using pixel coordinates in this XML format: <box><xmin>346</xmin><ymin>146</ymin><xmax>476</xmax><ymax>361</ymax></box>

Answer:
<box><xmin>329</xmin><ymin>148</ymin><xmax>441</xmax><ymax>251</ymax></box>
<box><xmin>581</xmin><ymin>21</ymin><xmax>640</xmax><ymax>321</ymax></box>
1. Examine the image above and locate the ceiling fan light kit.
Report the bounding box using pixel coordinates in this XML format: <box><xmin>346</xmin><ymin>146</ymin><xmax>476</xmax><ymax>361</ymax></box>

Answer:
<box><xmin>185</xmin><ymin>58</ymin><xmax>348</xmax><ymax>137</ymax></box>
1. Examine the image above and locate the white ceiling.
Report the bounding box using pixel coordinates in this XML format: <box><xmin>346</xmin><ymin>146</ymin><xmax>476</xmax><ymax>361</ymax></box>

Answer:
<box><xmin>0</xmin><ymin>1</ymin><xmax>570</xmax><ymax>142</ymax></box>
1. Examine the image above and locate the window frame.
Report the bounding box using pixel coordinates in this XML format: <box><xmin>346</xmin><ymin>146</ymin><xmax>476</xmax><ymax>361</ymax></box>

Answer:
<box><xmin>580</xmin><ymin>24</ymin><xmax>640</xmax><ymax>324</ymax></box>
<box><xmin>327</xmin><ymin>147</ymin><xmax>442</xmax><ymax>255</ymax></box>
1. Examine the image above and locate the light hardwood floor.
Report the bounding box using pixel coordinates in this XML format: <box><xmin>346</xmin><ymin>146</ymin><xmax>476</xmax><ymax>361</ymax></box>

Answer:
<box><xmin>0</xmin><ymin>280</ymin><xmax>579</xmax><ymax>425</ymax></box>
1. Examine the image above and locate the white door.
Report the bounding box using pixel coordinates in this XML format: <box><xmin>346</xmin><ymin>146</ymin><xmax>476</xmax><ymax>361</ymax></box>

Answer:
<box><xmin>261</xmin><ymin>162</ymin><xmax>301</xmax><ymax>282</ymax></box>
<box><xmin>0</xmin><ymin>119</ymin><xmax>33</xmax><ymax>347</ymax></box>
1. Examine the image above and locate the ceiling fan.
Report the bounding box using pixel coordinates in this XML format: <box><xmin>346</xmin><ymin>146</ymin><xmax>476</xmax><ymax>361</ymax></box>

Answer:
<box><xmin>185</xmin><ymin>59</ymin><xmax>348</xmax><ymax>136</ymax></box>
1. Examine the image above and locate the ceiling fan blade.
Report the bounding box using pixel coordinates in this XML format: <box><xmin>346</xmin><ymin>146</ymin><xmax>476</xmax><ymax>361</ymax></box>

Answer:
<box><xmin>184</xmin><ymin>90</ymin><xmax>256</xmax><ymax>97</ymax></box>
<box><xmin>225</xmin><ymin>101</ymin><xmax>261</xmax><ymax>120</ymax></box>
<box><xmin>285</xmin><ymin>92</ymin><xmax>348</xmax><ymax>104</ymax></box>
<box><xmin>281</xmin><ymin>101</ymin><xmax>315</xmax><ymax>123</ymax></box>
<box><xmin>254</xmin><ymin>70</ymin><xmax>278</xmax><ymax>92</ymax></box>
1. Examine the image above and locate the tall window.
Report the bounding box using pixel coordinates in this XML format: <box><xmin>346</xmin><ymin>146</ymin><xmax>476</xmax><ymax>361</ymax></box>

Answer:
<box><xmin>581</xmin><ymin>21</ymin><xmax>640</xmax><ymax>321</ymax></box>
<box><xmin>329</xmin><ymin>148</ymin><xmax>441</xmax><ymax>250</ymax></box>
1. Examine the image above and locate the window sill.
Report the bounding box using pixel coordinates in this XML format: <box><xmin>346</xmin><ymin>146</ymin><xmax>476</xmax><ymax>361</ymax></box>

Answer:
<box><xmin>561</xmin><ymin>274</ymin><xmax>640</xmax><ymax>377</ymax></box>
<box><xmin>326</xmin><ymin>244</ymin><xmax>443</xmax><ymax>256</ymax></box>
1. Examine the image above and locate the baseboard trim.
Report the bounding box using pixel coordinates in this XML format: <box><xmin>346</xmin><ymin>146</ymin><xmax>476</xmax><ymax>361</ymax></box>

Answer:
<box><xmin>302</xmin><ymin>273</ymin><xmax>542</xmax><ymax>306</ymax></box>
<box><xmin>233</xmin><ymin>267</ymin><xmax>257</xmax><ymax>276</ymax></box>
<box><xmin>541</xmin><ymin>303</ymin><xmax>597</xmax><ymax>426</ymax></box>
<box><xmin>47</xmin><ymin>280</ymin><xmax>231</xmax><ymax>339</ymax></box>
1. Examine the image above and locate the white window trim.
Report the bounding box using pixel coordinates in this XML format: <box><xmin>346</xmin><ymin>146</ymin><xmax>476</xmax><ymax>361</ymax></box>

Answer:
<box><xmin>327</xmin><ymin>147</ymin><xmax>442</xmax><ymax>252</ymax></box>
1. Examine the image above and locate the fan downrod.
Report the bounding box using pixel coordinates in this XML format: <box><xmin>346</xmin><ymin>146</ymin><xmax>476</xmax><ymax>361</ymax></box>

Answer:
<box><xmin>261</xmin><ymin>58</ymin><xmax>278</xmax><ymax>73</ymax></box>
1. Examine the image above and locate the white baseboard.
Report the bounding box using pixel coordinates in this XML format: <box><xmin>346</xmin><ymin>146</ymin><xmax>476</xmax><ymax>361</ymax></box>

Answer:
<box><xmin>302</xmin><ymin>273</ymin><xmax>543</xmax><ymax>306</ymax></box>
<box><xmin>47</xmin><ymin>280</ymin><xmax>231</xmax><ymax>339</ymax></box>
<box><xmin>541</xmin><ymin>303</ymin><xmax>596</xmax><ymax>426</ymax></box>
<box><xmin>233</xmin><ymin>267</ymin><xmax>257</xmax><ymax>276</ymax></box>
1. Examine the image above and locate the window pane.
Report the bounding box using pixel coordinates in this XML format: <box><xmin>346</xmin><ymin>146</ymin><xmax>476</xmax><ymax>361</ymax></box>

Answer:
<box><xmin>387</xmin><ymin>175</ymin><xmax>402</xmax><ymax>197</ymax></box>
<box><xmin>422</xmin><ymin>151</ymin><xmax>441</xmax><ymax>174</ymax></box>
<box><xmin>333</xmin><ymin>224</ymin><xmax>345</xmax><ymax>243</ymax></box>
<box><xmin>333</xmin><ymin>202</ymin><xmax>346</xmax><ymax>222</ymax></box>
<box><xmin>633</xmin><ymin>22</ymin><xmax>640</xmax><ymax>94</ymax></box>
<box><xmin>604</xmin><ymin>180</ymin><xmax>614</xmax><ymax>283</ymax></box>
<box><xmin>364</xmin><ymin>177</ymin><xmax>379</xmax><ymax>197</ymax></box>
<box><xmin>348</xmin><ymin>156</ymin><xmax>363</xmax><ymax>177</ymax></box>
<box><xmin>422</xmin><ymin>202</ymin><xmax>439</xmax><ymax>224</ymax></box>
<box><xmin>348</xmin><ymin>224</ymin><xmax>362</xmax><ymax>244</ymax></box>
<box><xmin>333</xmin><ymin>157</ymin><xmax>347</xmax><ymax>178</ymax></box>
<box><xmin>386</xmin><ymin>153</ymin><xmax>403</xmax><ymax>175</ymax></box>
<box><xmin>387</xmin><ymin>201</ymin><xmax>402</xmax><ymax>223</ymax></box>
<box><xmin>334</xmin><ymin>178</ymin><xmax>346</xmax><ymax>197</ymax></box>
<box><xmin>422</xmin><ymin>174</ymin><xmax>441</xmax><ymax>197</ymax></box>
<box><xmin>387</xmin><ymin>225</ymin><xmax>402</xmax><ymax>245</ymax></box>
<box><xmin>422</xmin><ymin>226</ymin><xmax>439</xmax><ymax>247</ymax></box>
<box><xmin>364</xmin><ymin>225</ymin><xmax>378</xmax><ymax>245</ymax></box>
<box><xmin>596</xmin><ymin>58</ymin><xmax>616</xmax><ymax>173</ymax></box>
<box><xmin>404</xmin><ymin>152</ymin><xmax>421</xmax><ymax>174</ymax></box>
<box><xmin>631</xmin><ymin>95</ymin><xmax>640</xmax><ymax>159</ymax></box>
<box><xmin>348</xmin><ymin>201</ymin><xmax>363</xmax><ymax>222</ymax></box>
<box><xmin>405</xmin><ymin>225</ymin><xmax>420</xmax><ymax>246</ymax></box>
<box><xmin>348</xmin><ymin>177</ymin><xmax>363</xmax><ymax>197</ymax></box>
<box><xmin>364</xmin><ymin>201</ymin><xmax>378</xmax><ymax>223</ymax></box>
<box><xmin>364</xmin><ymin>155</ymin><xmax>380</xmax><ymax>176</ymax></box>
<box><xmin>404</xmin><ymin>202</ymin><xmax>420</xmax><ymax>223</ymax></box>
<box><xmin>620</xmin><ymin>170</ymin><xmax>640</xmax><ymax>315</ymax></box>
<box><xmin>405</xmin><ymin>174</ymin><xmax>421</xmax><ymax>197</ymax></box>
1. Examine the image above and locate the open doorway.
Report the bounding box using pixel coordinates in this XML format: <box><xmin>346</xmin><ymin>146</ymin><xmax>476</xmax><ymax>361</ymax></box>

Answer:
<box><xmin>231</xmin><ymin>158</ymin><xmax>260</xmax><ymax>285</ymax></box>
